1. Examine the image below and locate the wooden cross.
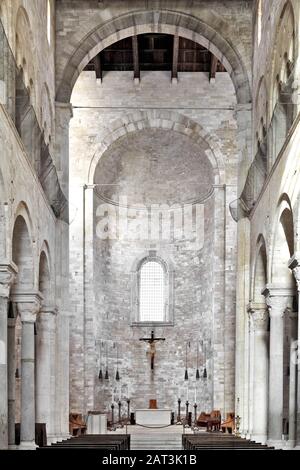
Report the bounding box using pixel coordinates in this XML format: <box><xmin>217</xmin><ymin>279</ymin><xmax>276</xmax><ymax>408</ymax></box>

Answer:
<box><xmin>139</xmin><ymin>330</ymin><xmax>165</xmax><ymax>371</ymax></box>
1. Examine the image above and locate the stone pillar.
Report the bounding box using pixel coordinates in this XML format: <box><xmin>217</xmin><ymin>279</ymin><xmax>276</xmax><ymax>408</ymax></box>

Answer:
<box><xmin>35</xmin><ymin>307</ymin><xmax>57</xmax><ymax>443</ymax></box>
<box><xmin>247</xmin><ymin>306</ymin><xmax>255</xmax><ymax>439</ymax></box>
<box><xmin>263</xmin><ymin>286</ymin><xmax>293</xmax><ymax>448</ymax></box>
<box><xmin>0</xmin><ymin>263</ymin><xmax>17</xmax><ymax>449</ymax></box>
<box><xmin>288</xmin><ymin>311</ymin><xmax>298</xmax><ymax>447</ymax></box>
<box><xmin>289</xmin><ymin>255</ymin><xmax>300</xmax><ymax>447</ymax></box>
<box><xmin>54</xmin><ymin>102</ymin><xmax>73</xmax><ymax>196</ymax></box>
<box><xmin>11</xmin><ymin>292</ymin><xmax>42</xmax><ymax>450</ymax></box>
<box><xmin>7</xmin><ymin>317</ymin><xmax>16</xmax><ymax>447</ymax></box>
<box><xmin>248</xmin><ymin>304</ymin><xmax>269</xmax><ymax>444</ymax></box>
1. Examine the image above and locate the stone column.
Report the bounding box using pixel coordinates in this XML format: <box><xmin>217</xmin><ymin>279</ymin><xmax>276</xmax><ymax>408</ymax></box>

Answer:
<box><xmin>288</xmin><ymin>311</ymin><xmax>298</xmax><ymax>447</ymax></box>
<box><xmin>35</xmin><ymin>307</ymin><xmax>57</xmax><ymax>443</ymax></box>
<box><xmin>7</xmin><ymin>317</ymin><xmax>16</xmax><ymax>447</ymax></box>
<box><xmin>11</xmin><ymin>292</ymin><xmax>42</xmax><ymax>450</ymax></box>
<box><xmin>288</xmin><ymin>255</ymin><xmax>300</xmax><ymax>447</ymax></box>
<box><xmin>249</xmin><ymin>304</ymin><xmax>269</xmax><ymax>444</ymax></box>
<box><xmin>0</xmin><ymin>263</ymin><xmax>17</xmax><ymax>449</ymax></box>
<box><xmin>247</xmin><ymin>307</ymin><xmax>255</xmax><ymax>439</ymax></box>
<box><xmin>263</xmin><ymin>286</ymin><xmax>293</xmax><ymax>448</ymax></box>
<box><xmin>54</xmin><ymin>102</ymin><xmax>73</xmax><ymax>196</ymax></box>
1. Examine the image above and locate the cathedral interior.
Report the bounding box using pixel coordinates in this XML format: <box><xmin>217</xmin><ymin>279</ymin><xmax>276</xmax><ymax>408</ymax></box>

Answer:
<box><xmin>0</xmin><ymin>0</ymin><xmax>300</xmax><ymax>451</ymax></box>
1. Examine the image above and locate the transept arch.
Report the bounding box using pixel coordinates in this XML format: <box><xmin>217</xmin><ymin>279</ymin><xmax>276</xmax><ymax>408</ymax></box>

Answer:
<box><xmin>56</xmin><ymin>10</ymin><xmax>251</xmax><ymax>105</ymax></box>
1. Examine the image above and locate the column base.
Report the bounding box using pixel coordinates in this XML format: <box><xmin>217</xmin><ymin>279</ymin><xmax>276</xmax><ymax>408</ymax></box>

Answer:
<box><xmin>251</xmin><ymin>434</ymin><xmax>267</xmax><ymax>445</ymax></box>
<box><xmin>18</xmin><ymin>441</ymin><xmax>37</xmax><ymax>450</ymax></box>
<box><xmin>285</xmin><ymin>440</ymin><xmax>296</xmax><ymax>449</ymax></box>
<box><xmin>267</xmin><ymin>439</ymin><xmax>284</xmax><ymax>449</ymax></box>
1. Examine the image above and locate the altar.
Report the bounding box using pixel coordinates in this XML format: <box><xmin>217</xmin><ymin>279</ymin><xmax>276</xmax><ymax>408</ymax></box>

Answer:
<box><xmin>135</xmin><ymin>409</ymin><xmax>172</xmax><ymax>426</ymax></box>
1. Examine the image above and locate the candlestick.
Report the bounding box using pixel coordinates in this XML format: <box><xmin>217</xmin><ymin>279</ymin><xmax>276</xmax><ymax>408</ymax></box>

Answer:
<box><xmin>177</xmin><ymin>398</ymin><xmax>182</xmax><ymax>424</ymax></box>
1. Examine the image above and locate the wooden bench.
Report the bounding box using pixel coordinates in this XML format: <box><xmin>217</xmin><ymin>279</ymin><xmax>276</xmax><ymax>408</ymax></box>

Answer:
<box><xmin>37</xmin><ymin>434</ymin><xmax>130</xmax><ymax>451</ymax></box>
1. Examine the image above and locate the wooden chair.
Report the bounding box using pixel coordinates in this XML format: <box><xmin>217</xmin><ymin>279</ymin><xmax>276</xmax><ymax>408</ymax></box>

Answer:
<box><xmin>221</xmin><ymin>413</ymin><xmax>235</xmax><ymax>434</ymax></box>
<box><xmin>197</xmin><ymin>411</ymin><xmax>211</xmax><ymax>429</ymax></box>
<box><xmin>207</xmin><ymin>410</ymin><xmax>221</xmax><ymax>432</ymax></box>
<box><xmin>69</xmin><ymin>413</ymin><xmax>87</xmax><ymax>436</ymax></box>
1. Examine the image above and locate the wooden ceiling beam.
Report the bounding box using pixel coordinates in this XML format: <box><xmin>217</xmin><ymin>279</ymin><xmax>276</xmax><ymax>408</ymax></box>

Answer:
<box><xmin>94</xmin><ymin>53</ymin><xmax>102</xmax><ymax>82</ymax></box>
<box><xmin>172</xmin><ymin>34</ymin><xmax>179</xmax><ymax>82</ymax></box>
<box><xmin>209</xmin><ymin>53</ymin><xmax>218</xmax><ymax>82</ymax></box>
<box><xmin>132</xmin><ymin>35</ymin><xmax>140</xmax><ymax>81</ymax></box>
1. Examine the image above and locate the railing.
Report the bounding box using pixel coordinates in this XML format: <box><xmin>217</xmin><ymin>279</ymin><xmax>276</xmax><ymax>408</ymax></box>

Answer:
<box><xmin>0</xmin><ymin>19</ymin><xmax>67</xmax><ymax>220</ymax></box>
<box><xmin>231</xmin><ymin>68</ymin><xmax>299</xmax><ymax>221</ymax></box>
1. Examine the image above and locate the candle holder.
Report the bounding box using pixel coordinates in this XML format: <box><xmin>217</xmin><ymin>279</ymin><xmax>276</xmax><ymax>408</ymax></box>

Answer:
<box><xmin>118</xmin><ymin>400</ymin><xmax>123</xmax><ymax>428</ymax></box>
<box><xmin>127</xmin><ymin>399</ymin><xmax>131</xmax><ymax>424</ymax></box>
<box><xmin>110</xmin><ymin>404</ymin><xmax>116</xmax><ymax>431</ymax></box>
<box><xmin>177</xmin><ymin>398</ymin><xmax>182</xmax><ymax>424</ymax></box>
<box><xmin>185</xmin><ymin>401</ymin><xmax>190</xmax><ymax>427</ymax></box>
<box><xmin>235</xmin><ymin>415</ymin><xmax>241</xmax><ymax>437</ymax></box>
<box><xmin>193</xmin><ymin>403</ymin><xmax>198</xmax><ymax>430</ymax></box>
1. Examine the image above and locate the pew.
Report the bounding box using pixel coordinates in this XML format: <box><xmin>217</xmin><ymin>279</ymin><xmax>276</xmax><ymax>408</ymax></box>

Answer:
<box><xmin>37</xmin><ymin>434</ymin><xmax>130</xmax><ymax>451</ymax></box>
<box><xmin>182</xmin><ymin>434</ymin><xmax>274</xmax><ymax>450</ymax></box>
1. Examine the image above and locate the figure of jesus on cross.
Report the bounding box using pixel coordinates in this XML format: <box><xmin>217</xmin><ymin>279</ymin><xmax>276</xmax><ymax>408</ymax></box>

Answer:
<box><xmin>139</xmin><ymin>330</ymin><xmax>165</xmax><ymax>371</ymax></box>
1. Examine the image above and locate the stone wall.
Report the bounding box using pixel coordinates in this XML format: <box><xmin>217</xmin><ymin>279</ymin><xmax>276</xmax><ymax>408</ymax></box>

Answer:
<box><xmin>69</xmin><ymin>69</ymin><xmax>239</xmax><ymax>416</ymax></box>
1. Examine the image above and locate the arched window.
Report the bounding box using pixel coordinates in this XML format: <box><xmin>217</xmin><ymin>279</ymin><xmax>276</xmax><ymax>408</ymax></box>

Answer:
<box><xmin>47</xmin><ymin>0</ymin><xmax>51</xmax><ymax>45</ymax></box>
<box><xmin>139</xmin><ymin>260</ymin><xmax>165</xmax><ymax>322</ymax></box>
<box><xmin>131</xmin><ymin>252</ymin><xmax>174</xmax><ymax>325</ymax></box>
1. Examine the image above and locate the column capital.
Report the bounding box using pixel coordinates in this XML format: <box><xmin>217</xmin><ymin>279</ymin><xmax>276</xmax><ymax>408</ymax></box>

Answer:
<box><xmin>247</xmin><ymin>302</ymin><xmax>268</xmax><ymax>331</ymax></box>
<box><xmin>262</xmin><ymin>285</ymin><xmax>293</xmax><ymax>318</ymax></box>
<box><xmin>11</xmin><ymin>291</ymin><xmax>43</xmax><ymax>323</ymax></box>
<box><xmin>289</xmin><ymin>254</ymin><xmax>300</xmax><ymax>290</ymax></box>
<box><xmin>0</xmin><ymin>262</ymin><xmax>18</xmax><ymax>298</ymax></box>
<box><xmin>39</xmin><ymin>306</ymin><xmax>58</xmax><ymax>321</ymax></box>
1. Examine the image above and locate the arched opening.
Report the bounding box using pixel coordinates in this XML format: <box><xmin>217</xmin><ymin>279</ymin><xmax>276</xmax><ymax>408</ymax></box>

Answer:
<box><xmin>35</xmin><ymin>249</ymin><xmax>52</xmax><ymax>437</ymax></box>
<box><xmin>253</xmin><ymin>237</ymin><xmax>267</xmax><ymax>304</ymax></box>
<box><xmin>12</xmin><ymin>214</ymin><xmax>34</xmax><ymax>291</ymax></box>
<box><xmin>269</xmin><ymin>2</ymin><xmax>296</xmax><ymax>164</ymax></box>
<box><xmin>271</xmin><ymin>199</ymin><xmax>297</xmax><ymax>438</ymax></box>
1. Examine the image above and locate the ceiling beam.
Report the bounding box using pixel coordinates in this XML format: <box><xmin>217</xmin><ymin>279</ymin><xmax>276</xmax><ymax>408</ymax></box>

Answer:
<box><xmin>209</xmin><ymin>53</ymin><xmax>218</xmax><ymax>82</ymax></box>
<box><xmin>132</xmin><ymin>35</ymin><xmax>140</xmax><ymax>81</ymax></box>
<box><xmin>94</xmin><ymin>54</ymin><xmax>102</xmax><ymax>82</ymax></box>
<box><xmin>172</xmin><ymin>34</ymin><xmax>179</xmax><ymax>83</ymax></box>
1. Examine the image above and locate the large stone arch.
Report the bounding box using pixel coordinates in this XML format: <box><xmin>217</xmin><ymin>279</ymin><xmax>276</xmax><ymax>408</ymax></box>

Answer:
<box><xmin>56</xmin><ymin>10</ymin><xmax>251</xmax><ymax>105</ymax></box>
<box><xmin>88</xmin><ymin>110</ymin><xmax>225</xmax><ymax>185</ymax></box>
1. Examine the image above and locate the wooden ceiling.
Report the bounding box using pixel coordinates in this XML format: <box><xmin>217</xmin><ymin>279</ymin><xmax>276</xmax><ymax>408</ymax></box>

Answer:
<box><xmin>84</xmin><ymin>33</ymin><xmax>226</xmax><ymax>81</ymax></box>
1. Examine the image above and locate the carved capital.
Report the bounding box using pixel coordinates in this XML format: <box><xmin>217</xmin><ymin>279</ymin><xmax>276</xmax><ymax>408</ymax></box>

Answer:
<box><xmin>0</xmin><ymin>262</ymin><xmax>18</xmax><ymax>298</ymax></box>
<box><xmin>11</xmin><ymin>291</ymin><xmax>43</xmax><ymax>323</ymax></box>
<box><xmin>252</xmin><ymin>310</ymin><xmax>269</xmax><ymax>331</ymax></box>
<box><xmin>289</xmin><ymin>254</ymin><xmax>300</xmax><ymax>290</ymax></box>
<box><xmin>248</xmin><ymin>302</ymin><xmax>269</xmax><ymax>331</ymax></box>
<box><xmin>262</xmin><ymin>285</ymin><xmax>293</xmax><ymax>319</ymax></box>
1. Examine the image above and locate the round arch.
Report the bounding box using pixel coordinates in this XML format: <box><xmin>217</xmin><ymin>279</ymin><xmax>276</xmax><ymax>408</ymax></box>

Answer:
<box><xmin>88</xmin><ymin>110</ymin><xmax>225</xmax><ymax>185</ymax></box>
<box><xmin>252</xmin><ymin>234</ymin><xmax>268</xmax><ymax>303</ymax></box>
<box><xmin>56</xmin><ymin>10</ymin><xmax>251</xmax><ymax>105</ymax></box>
<box><xmin>38</xmin><ymin>242</ymin><xmax>52</xmax><ymax>306</ymax></box>
<box><xmin>270</xmin><ymin>194</ymin><xmax>295</xmax><ymax>287</ymax></box>
<box><xmin>11</xmin><ymin>204</ymin><xmax>34</xmax><ymax>291</ymax></box>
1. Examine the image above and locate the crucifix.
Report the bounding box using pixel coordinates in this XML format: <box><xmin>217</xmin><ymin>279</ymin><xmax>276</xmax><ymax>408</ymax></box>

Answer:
<box><xmin>139</xmin><ymin>330</ymin><xmax>165</xmax><ymax>371</ymax></box>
